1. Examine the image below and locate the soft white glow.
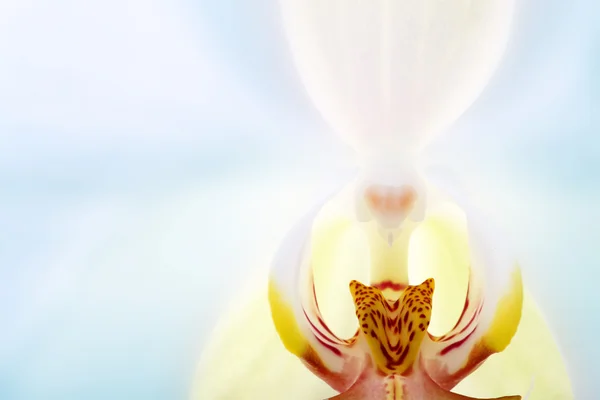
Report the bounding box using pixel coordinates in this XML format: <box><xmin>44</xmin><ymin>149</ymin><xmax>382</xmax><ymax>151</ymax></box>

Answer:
<box><xmin>280</xmin><ymin>0</ymin><xmax>516</xmax><ymax>160</ymax></box>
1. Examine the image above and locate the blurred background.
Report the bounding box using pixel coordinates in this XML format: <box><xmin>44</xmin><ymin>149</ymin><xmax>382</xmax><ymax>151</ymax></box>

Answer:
<box><xmin>0</xmin><ymin>0</ymin><xmax>598</xmax><ymax>398</ymax></box>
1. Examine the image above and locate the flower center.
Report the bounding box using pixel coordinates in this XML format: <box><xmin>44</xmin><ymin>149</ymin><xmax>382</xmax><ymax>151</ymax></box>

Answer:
<box><xmin>350</xmin><ymin>278</ymin><xmax>434</xmax><ymax>376</ymax></box>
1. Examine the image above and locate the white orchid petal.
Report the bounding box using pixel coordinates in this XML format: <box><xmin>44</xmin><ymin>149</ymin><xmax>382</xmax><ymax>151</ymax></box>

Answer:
<box><xmin>280</xmin><ymin>0</ymin><xmax>516</xmax><ymax>157</ymax></box>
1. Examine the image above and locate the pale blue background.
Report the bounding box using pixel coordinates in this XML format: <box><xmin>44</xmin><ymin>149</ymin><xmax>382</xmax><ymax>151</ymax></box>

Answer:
<box><xmin>0</xmin><ymin>0</ymin><xmax>598</xmax><ymax>399</ymax></box>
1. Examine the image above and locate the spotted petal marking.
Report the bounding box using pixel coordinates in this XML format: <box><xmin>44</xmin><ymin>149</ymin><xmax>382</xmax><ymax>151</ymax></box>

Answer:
<box><xmin>351</xmin><ymin>279</ymin><xmax>433</xmax><ymax>375</ymax></box>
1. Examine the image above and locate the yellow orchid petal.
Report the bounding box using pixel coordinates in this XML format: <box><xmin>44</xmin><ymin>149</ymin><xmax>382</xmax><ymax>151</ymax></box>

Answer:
<box><xmin>455</xmin><ymin>293</ymin><xmax>574</xmax><ymax>399</ymax></box>
<box><xmin>311</xmin><ymin>197</ymin><xmax>369</xmax><ymax>338</ymax></box>
<box><xmin>269</xmin><ymin>201</ymin><xmax>365</xmax><ymax>392</ymax></box>
<box><xmin>269</xmin><ymin>200</ymin><xmax>356</xmax><ymax>356</ymax></box>
<box><xmin>411</xmin><ymin>198</ymin><xmax>524</xmax><ymax>389</ymax></box>
<box><xmin>409</xmin><ymin>200</ymin><xmax>572</xmax><ymax>398</ymax></box>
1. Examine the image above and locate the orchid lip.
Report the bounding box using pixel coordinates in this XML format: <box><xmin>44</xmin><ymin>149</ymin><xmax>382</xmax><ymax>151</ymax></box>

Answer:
<box><xmin>350</xmin><ymin>278</ymin><xmax>434</xmax><ymax>377</ymax></box>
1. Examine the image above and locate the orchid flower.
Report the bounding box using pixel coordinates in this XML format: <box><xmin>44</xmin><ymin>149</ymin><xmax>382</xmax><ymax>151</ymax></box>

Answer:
<box><xmin>195</xmin><ymin>182</ymin><xmax>572</xmax><ymax>399</ymax></box>
<box><xmin>195</xmin><ymin>1</ymin><xmax>573</xmax><ymax>399</ymax></box>
<box><xmin>269</xmin><ymin>177</ymin><xmax>525</xmax><ymax>399</ymax></box>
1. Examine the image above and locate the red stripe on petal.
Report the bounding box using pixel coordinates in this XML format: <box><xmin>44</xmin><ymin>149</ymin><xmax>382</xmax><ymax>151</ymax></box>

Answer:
<box><xmin>372</xmin><ymin>280</ymin><xmax>408</xmax><ymax>292</ymax></box>
<box><xmin>439</xmin><ymin>327</ymin><xmax>477</xmax><ymax>356</ymax></box>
